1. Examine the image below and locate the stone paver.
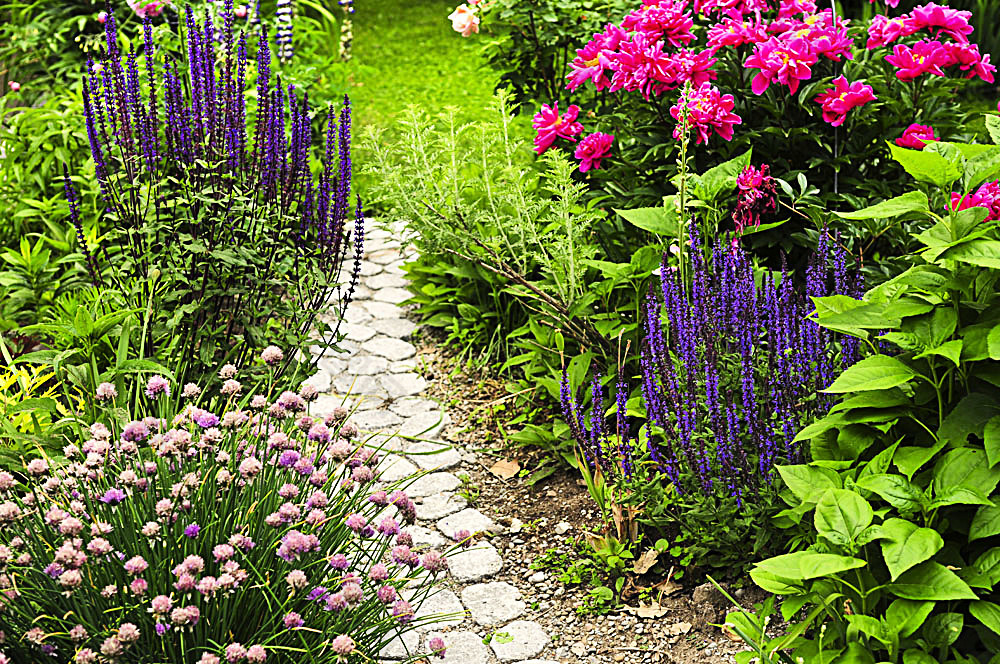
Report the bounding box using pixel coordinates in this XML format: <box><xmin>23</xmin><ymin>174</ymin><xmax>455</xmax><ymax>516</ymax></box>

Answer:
<box><xmin>489</xmin><ymin>621</ymin><xmax>549</xmax><ymax>661</ymax></box>
<box><xmin>462</xmin><ymin>582</ymin><xmax>526</xmax><ymax>626</ymax></box>
<box><xmin>448</xmin><ymin>543</ymin><xmax>503</xmax><ymax>582</ymax></box>
<box><xmin>313</xmin><ymin>220</ymin><xmax>551</xmax><ymax>664</ymax></box>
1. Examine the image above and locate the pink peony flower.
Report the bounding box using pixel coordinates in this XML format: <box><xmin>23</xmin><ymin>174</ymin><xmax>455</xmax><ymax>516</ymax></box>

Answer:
<box><xmin>814</xmin><ymin>76</ymin><xmax>876</xmax><ymax>127</ymax></box>
<box><xmin>951</xmin><ymin>180</ymin><xmax>1000</xmax><ymax>221</ymax></box>
<box><xmin>670</xmin><ymin>83</ymin><xmax>742</xmax><ymax>144</ymax></box>
<box><xmin>448</xmin><ymin>4</ymin><xmax>480</xmax><ymax>38</ymax></box>
<box><xmin>866</xmin><ymin>14</ymin><xmax>912</xmax><ymax>49</ymax></box>
<box><xmin>127</xmin><ymin>0</ymin><xmax>169</xmax><ymax>18</ymax></box>
<box><xmin>744</xmin><ymin>37</ymin><xmax>818</xmax><ymax>95</ymax></box>
<box><xmin>942</xmin><ymin>42</ymin><xmax>995</xmax><ymax>83</ymax></box>
<box><xmin>895</xmin><ymin>123</ymin><xmax>939</xmax><ymax>149</ymax></box>
<box><xmin>622</xmin><ymin>1</ymin><xmax>696</xmax><ymax>48</ymax></box>
<box><xmin>532</xmin><ymin>103</ymin><xmax>584</xmax><ymax>155</ymax></box>
<box><xmin>707</xmin><ymin>18</ymin><xmax>769</xmax><ymax>52</ymax></box>
<box><xmin>885</xmin><ymin>40</ymin><xmax>948</xmax><ymax>80</ymax></box>
<box><xmin>905</xmin><ymin>2</ymin><xmax>973</xmax><ymax>43</ymax></box>
<box><xmin>734</xmin><ymin>164</ymin><xmax>778</xmax><ymax>232</ymax></box>
<box><xmin>574</xmin><ymin>133</ymin><xmax>615</xmax><ymax>172</ymax></box>
<box><xmin>566</xmin><ymin>24</ymin><xmax>627</xmax><ymax>92</ymax></box>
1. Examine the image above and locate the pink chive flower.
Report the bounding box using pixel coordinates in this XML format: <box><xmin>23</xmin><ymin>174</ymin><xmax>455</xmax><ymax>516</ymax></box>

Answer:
<box><xmin>951</xmin><ymin>180</ymin><xmax>1000</xmax><ymax>221</ymax></box>
<box><xmin>896</xmin><ymin>123</ymin><xmax>939</xmax><ymax>149</ymax></box>
<box><xmin>744</xmin><ymin>37</ymin><xmax>818</xmax><ymax>95</ymax></box>
<box><xmin>814</xmin><ymin>76</ymin><xmax>876</xmax><ymax>127</ymax></box>
<box><xmin>574</xmin><ymin>133</ymin><xmax>615</xmax><ymax>172</ymax></box>
<box><xmin>330</xmin><ymin>635</ymin><xmax>355</xmax><ymax>655</ymax></box>
<box><xmin>885</xmin><ymin>40</ymin><xmax>948</xmax><ymax>80</ymax></box>
<box><xmin>428</xmin><ymin>636</ymin><xmax>447</xmax><ymax>658</ymax></box>
<box><xmin>566</xmin><ymin>24</ymin><xmax>627</xmax><ymax>91</ymax></box>
<box><xmin>95</xmin><ymin>382</ymin><xmax>118</xmax><ymax>401</ymax></box>
<box><xmin>621</xmin><ymin>1</ymin><xmax>696</xmax><ymax>48</ymax></box>
<box><xmin>260</xmin><ymin>345</ymin><xmax>284</xmax><ymax>365</ymax></box>
<box><xmin>905</xmin><ymin>2</ymin><xmax>973</xmax><ymax>43</ymax></box>
<box><xmin>670</xmin><ymin>83</ymin><xmax>742</xmax><ymax>144</ymax></box>
<box><xmin>145</xmin><ymin>375</ymin><xmax>170</xmax><ymax>399</ymax></box>
<box><xmin>532</xmin><ymin>103</ymin><xmax>584</xmax><ymax>155</ymax></box>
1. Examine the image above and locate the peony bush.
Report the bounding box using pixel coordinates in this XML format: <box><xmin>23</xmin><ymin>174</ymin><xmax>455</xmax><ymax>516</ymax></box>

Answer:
<box><xmin>0</xmin><ymin>351</ymin><xmax>457</xmax><ymax>663</ymax></box>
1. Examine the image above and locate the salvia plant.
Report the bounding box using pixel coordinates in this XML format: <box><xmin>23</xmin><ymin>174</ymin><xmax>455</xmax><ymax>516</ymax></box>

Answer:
<box><xmin>561</xmin><ymin>218</ymin><xmax>861</xmax><ymax>568</ymax></box>
<box><xmin>75</xmin><ymin>4</ymin><xmax>362</xmax><ymax>387</ymax></box>
<box><xmin>0</xmin><ymin>349</ymin><xmax>459</xmax><ymax>664</ymax></box>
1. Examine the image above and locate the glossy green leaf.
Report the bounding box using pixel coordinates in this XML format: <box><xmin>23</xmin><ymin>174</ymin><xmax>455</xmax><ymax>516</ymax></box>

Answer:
<box><xmin>889</xmin><ymin>142</ymin><xmax>962</xmax><ymax>187</ymax></box>
<box><xmin>987</xmin><ymin>114</ymin><xmax>1000</xmax><ymax>145</ymax></box>
<box><xmin>856</xmin><ymin>474</ymin><xmax>922</xmax><ymax>513</ymax></box>
<box><xmin>940</xmin><ymin>239</ymin><xmax>1000</xmax><ymax>269</ymax></box>
<box><xmin>987</xmin><ymin>416</ymin><xmax>1000</xmax><ymax>468</ymax></box>
<box><xmin>753</xmin><ymin>551</ymin><xmax>866</xmax><ymax>582</ymax></box>
<box><xmin>880</xmin><ymin>518</ymin><xmax>944</xmax><ymax>581</ymax></box>
<box><xmin>694</xmin><ymin>149</ymin><xmax>751</xmax><ymax>202</ymax></box>
<box><xmin>933</xmin><ymin>448</ymin><xmax>1000</xmax><ymax>497</ymax></box>
<box><xmin>824</xmin><ymin>355</ymin><xmax>916</xmax><ymax>393</ymax></box>
<box><xmin>886</xmin><ymin>599</ymin><xmax>935</xmax><ymax>638</ymax></box>
<box><xmin>971</xmin><ymin>601</ymin><xmax>1000</xmax><ymax>637</ymax></box>
<box><xmin>971</xmin><ymin>505</ymin><xmax>1000</xmax><ymax>542</ymax></box>
<box><xmin>922</xmin><ymin>612</ymin><xmax>964</xmax><ymax>648</ymax></box>
<box><xmin>889</xmin><ymin>561</ymin><xmax>978</xmax><ymax>600</ymax></box>
<box><xmin>894</xmin><ymin>440</ymin><xmax>947</xmax><ymax>480</ymax></box>
<box><xmin>835</xmin><ymin>191</ymin><xmax>929</xmax><ymax>220</ymax></box>
<box><xmin>776</xmin><ymin>464</ymin><xmax>841</xmax><ymax>503</ymax></box>
<box><xmin>614</xmin><ymin>205</ymin><xmax>677</xmax><ymax>236</ymax></box>
<box><xmin>815</xmin><ymin>489</ymin><xmax>873</xmax><ymax>547</ymax></box>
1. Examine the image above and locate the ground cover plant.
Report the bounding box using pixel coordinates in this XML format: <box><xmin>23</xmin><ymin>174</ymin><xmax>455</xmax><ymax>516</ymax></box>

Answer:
<box><xmin>0</xmin><ymin>364</ymin><xmax>453</xmax><ymax>663</ymax></box>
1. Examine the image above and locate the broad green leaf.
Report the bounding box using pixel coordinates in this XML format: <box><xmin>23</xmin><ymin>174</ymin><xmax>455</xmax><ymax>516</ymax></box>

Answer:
<box><xmin>923</xmin><ymin>612</ymin><xmax>964</xmax><ymax>648</ymax></box>
<box><xmin>793</xmin><ymin>412</ymin><xmax>847</xmax><ymax>443</ymax></box>
<box><xmin>895</xmin><ymin>440</ymin><xmax>947</xmax><ymax>480</ymax></box>
<box><xmin>753</xmin><ymin>551</ymin><xmax>866</xmax><ymax>581</ymax></box>
<box><xmin>889</xmin><ymin>142</ymin><xmax>962</xmax><ymax>187</ymax></box>
<box><xmin>880</xmin><ymin>518</ymin><xmax>944</xmax><ymax>581</ymax></box>
<box><xmin>928</xmin><ymin>486</ymin><xmax>994</xmax><ymax>510</ymax></box>
<box><xmin>971</xmin><ymin>505</ymin><xmax>1000</xmax><ymax>542</ymax></box>
<box><xmin>888</xmin><ymin>561</ymin><xmax>978</xmax><ymax>600</ymax></box>
<box><xmin>975</xmin><ymin>547</ymin><xmax>1000</xmax><ymax>584</ymax></box>
<box><xmin>990</xmin><ymin>324</ymin><xmax>1000</xmax><ymax>360</ymax></box>
<box><xmin>940</xmin><ymin>240</ymin><xmax>1000</xmax><ymax>269</ymax></box>
<box><xmin>856</xmin><ymin>474</ymin><xmax>922</xmax><ymax>513</ymax></box>
<box><xmin>776</xmin><ymin>464</ymin><xmax>841</xmax><ymax>502</ymax></box>
<box><xmin>971</xmin><ymin>601</ymin><xmax>1000</xmax><ymax>637</ymax></box>
<box><xmin>615</xmin><ymin>206</ymin><xmax>678</xmax><ymax>236</ymax></box>
<box><xmin>933</xmin><ymin>448</ymin><xmax>1000</xmax><ymax>497</ymax></box>
<box><xmin>903</xmin><ymin>650</ymin><xmax>938</xmax><ymax>664</ymax></box>
<box><xmin>695</xmin><ymin>149</ymin><xmax>751</xmax><ymax>202</ymax></box>
<box><xmin>987</xmin><ymin>114</ymin><xmax>1000</xmax><ymax>146</ymax></box>
<box><xmin>835</xmin><ymin>191</ymin><xmax>929</xmax><ymax>220</ymax></box>
<box><xmin>835</xmin><ymin>642</ymin><xmax>877</xmax><ymax>664</ymax></box>
<box><xmin>914</xmin><ymin>339</ymin><xmax>963</xmax><ymax>366</ymax></box>
<box><xmin>815</xmin><ymin>489</ymin><xmax>873</xmax><ymax>547</ymax></box>
<box><xmin>987</xmin><ymin>416</ymin><xmax>1000</xmax><ymax>468</ymax></box>
<box><xmin>886</xmin><ymin>599</ymin><xmax>935</xmax><ymax>638</ymax></box>
<box><xmin>831</xmin><ymin>389</ymin><xmax>910</xmax><ymax>413</ymax></box>
<box><xmin>825</xmin><ymin>355</ymin><xmax>917</xmax><ymax>393</ymax></box>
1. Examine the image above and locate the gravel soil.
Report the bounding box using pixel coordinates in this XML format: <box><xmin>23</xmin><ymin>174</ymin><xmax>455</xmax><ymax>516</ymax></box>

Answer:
<box><xmin>410</xmin><ymin>331</ymin><xmax>766</xmax><ymax>664</ymax></box>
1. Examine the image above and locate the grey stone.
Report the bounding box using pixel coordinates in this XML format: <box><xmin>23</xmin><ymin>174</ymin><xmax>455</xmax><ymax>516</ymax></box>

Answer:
<box><xmin>380</xmin><ymin>372</ymin><xmax>427</xmax><ymax>399</ymax></box>
<box><xmin>352</xmin><ymin>409</ymin><xmax>403</xmax><ymax>431</ymax></box>
<box><xmin>406</xmin><ymin>472</ymin><xmax>462</xmax><ymax>498</ymax></box>
<box><xmin>373</xmin><ymin>287</ymin><xmax>412</xmax><ymax>305</ymax></box>
<box><xmin>389</xmin><ymin>397</ymin><xmax>438</xmax><ymax>418</ymax></box>
<box><xmin>332</xmin><ymin>374</ymin><xmax>384</xmax><ymax>397</ymax></box>
<box><xmin>348</xmin><ymin>355</ymin><xmax>390</xmax><ymax>375</ymax></box>
<box><xmin>348</xmin><ymin>394</ymin><xmax>386</xmax><ymax>411</ymax></box>
<box><xmin>362</xmin><ymin>336</ymin><xmax>417</xmax><ymax>361</ymax></box>
<box><xmin>310</xmin><ymin>394</ymin><xmax>348</xmax><ymax>418</ymax></box>
<box><xmin>368</xmin><ymin>248</ymin><xmax>401</xmax><ymax>265</ymax></box>
<box><xmin>378</xmin><ymin>629</ymin><xmax>419</xmax><ymax>660</ymax></box>
<box><xmin>384</xmin><ymin>259</ymin><xmax>407</xmax><ymax>276</ymax></box>
<box><xmin>462</xmin><ymin>582</ymin><xmax>526</xmax><ymax>626</ymax></box>
<box><xmin>340</xmin><ymin>322</ymin><xmax>377</xmax><ymax>342</ymax></box>
<box><xmin>378</xmin><ymin>454</ymin><xmax>419</xmax><ymax>482</ymax></box>
<box><xmin>316</xmin><ymin>356</ymin><xmax>347</xmax><ymax>375</ymax></box>
<box><xmin>416</xmin><ymin>492</ymin><xmax>468</xmax><ymax>520</ymax></box>
<box><xmin>437</xmin><ymin>508</ymin><xmax>497</xmax><ymax>537</ymax></box>
<box><xmin>389</xmin><ymin>360</ymin><xmax>419</xmax><ymax>373</ymax></box>
<box><xmin>406</xmin><ymin>441</ymin><xmax>462</xmax><ymax>470</ymax></box>
<box><xmin>343</xmin><ymin>306</ymin><xmax>373</xmax><ymax>324</ymax></box>
<box><xmin>489</xmin><ymin>621</ymin><xmax>548</xmax><ymax>661</ymax></box>
<box><xmin>366</xmin><ymin>432</ymin><xmax>406</xmax><ymax>452</ymax></box>
<box><xmin>423</xmin><ymin>631</ymin><xmax>490</xmax><ymax>664</ymax></box>
<box><xmin>366</xmin><ymin>227</ymin><xmax>392</xmax><ymax>241</ymax></box>
<box><xmin>365</xmin><ymin>238</ymin><xmax>402</xmax><ymax>253</ymax></box>
<box><xmin>447</xmin><ymin>543</ymin><xmax>503</xmax><ymax>582</ymax></box>
<box><xmin>398</xmin><ymin>411</ymin><xmax>448</xmax><ymax>439</ymax></box>
<box><xmin>414</xmin><ymin>589</ymin><xmax>465</xmax><ymax>628</ymax></box>
<box><xmin>514</xmin><ymin>660</ymin><xmax>561</xmax><ymax>664</ymax></box>
<box><xmin>363</xmin><ymin>301</ymin><xmax>407</xmax><ymax>319</ymax></box>
<box><xmin>359</xmin><ymin>260</ymin><xmax>383</xmax><ymax>276</ymax></box>
<box><xmin>351</xmin><ymin>284</ymin><xmax>374</xmax><ymax>301</ymax></box>
<box><xmin>372</xmin><ymin>317</ymin><xmax>419</xmax><ymax>339</ymax></box>
<box><xmin>405</xmin><ymin>525</ymin><xmax>447</xmax><ymax>548</ymax></box>
<box><xmin>367</xmin><ymin>273</ymin><xmax>410</xmax><ymax>290</ymax></box>
<box><xmin>300</xmin><ymin>370</ymin><xmax>332</xmax><ymax>393</ymax></box>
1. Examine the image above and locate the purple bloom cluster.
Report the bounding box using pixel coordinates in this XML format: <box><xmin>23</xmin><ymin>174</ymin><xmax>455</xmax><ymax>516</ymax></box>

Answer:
<box><xmin>563</xmin><ymin>225</ymin><xmax>860</xmax><ymax>503</ymax></box>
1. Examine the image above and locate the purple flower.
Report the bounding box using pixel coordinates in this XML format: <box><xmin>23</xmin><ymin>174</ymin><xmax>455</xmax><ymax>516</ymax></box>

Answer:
<box><xmin>145</xmin><ymin>375</ymin><xmax>171</xmax><ymax>399</ymax></box>
<box><xmin>184</xmin><ymin>523</ymin><xmax>201</xmax><ymax>538</ymax></box>
<box><xmin>100</xmin><ymin>488</ymin><xmax>127</xmax><ymax>505</ymax></box>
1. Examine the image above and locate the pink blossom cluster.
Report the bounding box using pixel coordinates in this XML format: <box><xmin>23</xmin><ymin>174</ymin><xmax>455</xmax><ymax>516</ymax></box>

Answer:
<box><xmin>0</xmin><ymin>368</ymin><xmax>456</xmax><ymax>663</ymax></box>
<box><xmin>670</xmin><ymin>82</ymin><xmax>741</xmax><ymax>144</ymax></box>
<box><xmin>813</xmin><ymin>76</ymin><xmax>877</xmax><ymax>127</ymax></box>
<box><xmin>532</xmin><ymin>104</ymin><xmax>617</xmax><ymax>173</ymax></box>
<box><xmin>951</xmin><ymin>180</ymin><xmax>1000</xmax><ymax>222</ymax></box>
<box><xmin>733</xmin><ymin>164</ymin><xmax>778</xmax><ymax>232</ymax></box>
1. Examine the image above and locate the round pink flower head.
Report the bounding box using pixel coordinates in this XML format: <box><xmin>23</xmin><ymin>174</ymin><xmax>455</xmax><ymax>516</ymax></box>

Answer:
<box><xmin>448</xmin><ymin>4</ymin><xmax>480</xmax><ymax>38</ymax></box>
<box><xmin>428</xmin><ymin>636</ymin><xmax>447</xmax><ymax>659</ymax></box>
<box><xmin>8</xmin><ymin>81</ymin><xmax>21</xmax><ymax>92</ymax></box>
<box><xmin>260</xmin><ymin>345</ymin><xmax>284</xmax><ymax>365</ymax></box>
<box><xmin>574</xmin><ymin>132</ymin><xmax>614</xmax><ymax>172</ymax></box>
<box><xmin>200</xmin><ymin>655</ymin><xmax>221</xmax><ymax>664</ymax></box>
<box><xmin>181</xmin><ymin>382</ymin><xmax>201</xmax><ymax>398</ymax></box>
<box><xmin>814</xmin><ymin>76</ymin><xmax>876</xmax><ymax>127</ymax></box>
<box><xmin>145</xmin><ymin>375</ymin><xmax>171</xmax><ymax>399</ymax></box>
<box><xmin>95</xmin><ymin>382</ymin><xmax>118</xmax><ymax>402</ymax></box>
<box><xmin>225</xmin><ymin>643</ymin><xmax>247</xmax><ymax>663</ymax></box>
<box><xmin>221</xmin><ymin>379</ymin><xmax>242</xmax><ymax>396</ymax></box>
<box><xmin>896</xmin><ymin>123</ymin><xmax>939</xmax><ymax>150</ymax></box>
<box><xmin>330</xmin><ymin>634</ymin><xmax>355</xmax><ymax>656</ymax></box>
<box><xmin>219</xmin><ymin>363</ymin><xmax>238</xmax><ymax>379</ymax></box>
<box><xmin>127</xmin><ymin>0</ymin><xmax>170</xmax><ymax>18</ymax></box>
<box><xmin>234</xmin><ymin>5</ymin><xmax>248</xmax><ymax>18</ymax></box>
<box><xmin>246</xmin><ymin>645</ymin><xmax>266</xmax><ymax>663</ymax></box>
<box><xmin>97</xmin><ymin>11</ymin><xmax>108</xmax><ymax>23</ymax></box>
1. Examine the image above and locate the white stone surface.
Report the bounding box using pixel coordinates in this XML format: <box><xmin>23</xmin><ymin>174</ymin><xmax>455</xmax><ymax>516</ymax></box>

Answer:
<box><xmin>462</xmin><ymin>582</ymin><xmax>527</xmax><ymax>626</ymax></box>
<box><xmin>489</xmin><ymin>621</ymin><xmax>549</xmax><ymax>661</ymax></box>
<box><xmin>447</xmin><ymin>543</ymin><xmax>503</xmax><ymax>582</ymax></box>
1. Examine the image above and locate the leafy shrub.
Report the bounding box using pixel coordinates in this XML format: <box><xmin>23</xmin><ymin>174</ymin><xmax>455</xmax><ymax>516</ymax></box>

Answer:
<box><xmin>727</xmin><ymin>127</ymin><xmax>1000</xmax><ymax>663</ymax></box>
<box><xmin>470</xmin><ymin>0</ymin><xmax>995</xmax><ymax>260</ymax></box>
<box><xmin>0</xmin><ymin>366</ymin><xmax>456</xmax><ymax>663</ymax></box>
<box><xmin>76</xmin><ymin>9</ymin><xmax>362</xmax><ymax>387</ymax></box>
